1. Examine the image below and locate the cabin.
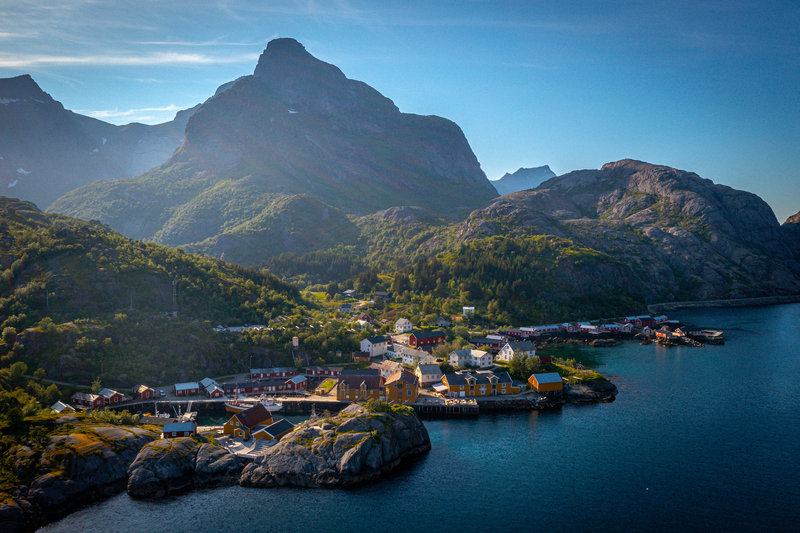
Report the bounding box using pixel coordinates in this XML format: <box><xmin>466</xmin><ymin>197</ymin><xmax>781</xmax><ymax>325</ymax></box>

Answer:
<box><xmin>415</xmin><ymin>364</ymin><xmax>443</xmax><ymax>386</ymax></box>
<box><xmin>336</xmin><ymin>373</ymin><xmax>385</xmax><ymax>402</ymax></box>
<box><xmin>206</xmin><ymin>384</ymin><xmax>225</xmax><ymax>398</ymax></box>
<box><xmin>162</xmin><ymin>421</ymin><xmax>197</xmax><ymax>439</ymax></box>
<box><xmin>469</xmin><ymin>335</ymin><xmax>505</xmax><ymax>351</ymax></box>
<box><xmin>620</xmin><ymin>323</ymin><xmax>634</xmax><ymax>334</ymax></box>
<box><xmin>356</xmin><ymin>312</ymin><xmax>373</xmax><ymax>324</ymax></box>
<box><xmin>496</xmin><ymin>341</ymin><xmax>536</xmax><ymax>362</ymax></box>
<box><xmin>441</xmin><ymin>370</ymin><xmax>518</xmax><ymax>397</ymax></box>
<box><xmin>627</xmin><ymin>315</ymin><xmax>655</xmax><ymax>327</ymax></box>
<box><xmin>529</xmin><ymin>324</ymin><xmax>561</xmax><ymax>336</ymax></box>
<box><xmin>134</xmin><ymin>384</ymin><xmax>154</xmax><ymax>401</ymax></box>
<box><xmin>449</xmin><ymin>348</ymin><xmax>493</xmax><ymax>369</ymax></box>
<box><xmin>71</xmin><ymin>392</ymin><xmax>105</xmax><ymax>409</ymax></box>
<box><xmin>98</xmin><ymin>387</ymin><xmax>124</xmax><ymax>405</ymax></box>
<box><xmin>600</xmin><ymin>324</ymin><xmax>621</xmax><ymax>333</ymax></box>
<box><xmin>395</xmin><ymin>318</ymin><xmax>414</xmax><ymax>333</ymax></box>
<box><xmin>528</xmin><ymin>372</ymin><xmax>564</xmax><ymax>393</ymax></box>
<box><xmin>305</xmin><ymin>366</ymin><xmax>343</xmax><ymax>378</ymax></box>
<box><xmin>642</xmin><ymin>326</ymin><xmax>653</xmax><ymax>336</ymax></box>
<box><xmin>250</xmin><ymin>367</ymin><xmax>295</xmax><ymax>380</ymax></box>
<box><xmin>51</xmin><ymin>401</ymin><xmax>75</xmax><ymax>413</ymax></box>
<box><xmin>654</xmin><ymin>315</ymin><xmax>669</xmax><ymax>324</ymax></box>
<box><xmin>578</xmin><ymin>323</ymin><xmax>598</xmax><ymax>334</ymax></box>
<box><xmin>223</xmin><ymin>404</ymin><xmax>272</xmax><ymax>439</ymax></box>
<box><xmin>285</xmin><ymin>375</ymin><xmax>307</xmax><ymax>391</ymax></box>
<box><xmin>174</xmin><ymin>382</ymin><xmax>200</xmax><ymax>396</ymax></box>
<box><xmin>352</xmin><ymin>351</ymin><xmax>371</xmax><ymax>362</ymax></box>
<box><xmin>408</xmin><ymin>331</ymin><xmax>446</xmax><ymax>350</ymax></box>
<box><xmin>223</xmin><ymin>380</ymin><xmax>286</xmax><ymax>395</ymax></box>
<box><xmin>342</xmin><ymin>289</ymin><xmax>357</xmax><ymax>298</ymax></box>
<box><xmin>656</xmin><ymin>329</ymin><xmax>676</xmax><ymax>340</ymax></box>
<box><xmin>396</xmin><ymin>346</ymin><xmax>435</xmax><ymax>366</ymax></box>
<box><xmin>199</xmin><ymin>377</ymin><xmax>220</xmax><ymax>392</ymax></box>
<box><xmin>360</xmin><ymin>335</ymin><xmax>389</xmax><ymax>357</ymax></box>
<box><xmin>435</xmin><ymin>316</ymin><xmax>451</xmax><ymax>328</ymax></box>
<box><xmin>561</xmin><ymin>323</ymin><xmax>579</xmax><ymax>333</ymax></box>
<box><xmin>385</xmin><ymin>370</ymin><xmax>420</xmax><ymax>403</ymax></box>
<box><xmin>253</xmin><ymin>419</ymin><xmax>295</xmax><ymax>441</ymax></box>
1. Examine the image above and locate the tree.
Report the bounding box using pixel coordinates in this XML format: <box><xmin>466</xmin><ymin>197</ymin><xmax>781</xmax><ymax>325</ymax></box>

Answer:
<box><xmin>2</xmin><ymin>326</ymin><xmax>16</xmax><ymax>346</ymax></box>
<box><xmin>91</xmin><ymin>377</ymin><xmax>102</xmax><ymax>393</ymax></box>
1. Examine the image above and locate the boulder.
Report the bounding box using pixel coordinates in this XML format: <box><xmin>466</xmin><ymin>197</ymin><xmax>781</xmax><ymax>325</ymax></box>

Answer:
<box><xmin>564</xmin><ymin>379</ymin><xmax>618</xmax><ymax>403</ymax></box>
<box><xmin>240</xmin><ymin>403</ymin><xmax>430</xmax><ymax>488</ymax></box>
<box><xmin>127</xmin><ymin>438</ymin><xmax>242</xmax><ymax>498</ymax></box>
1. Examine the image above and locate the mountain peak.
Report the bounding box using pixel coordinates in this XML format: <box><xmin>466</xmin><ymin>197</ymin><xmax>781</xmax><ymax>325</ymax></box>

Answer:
<box><xmin>0</xmin><ymin>74</ymin><xmax>51</xmax><ymax>101</ymax></box>
<box><xmin>253</xmin><ymin>37</ymin><xmax>341</xmax><ymax>82</ymax></box>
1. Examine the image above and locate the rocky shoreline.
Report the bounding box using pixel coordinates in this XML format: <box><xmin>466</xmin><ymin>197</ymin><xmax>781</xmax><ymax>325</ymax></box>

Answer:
<box><xmin>646</xmin><ymin>294</ymin><xmax>800</xmax><ymax>313</ymax></box>
<box><xmin>477</xmin><ymin>379</ymin><xmax>618</xmax><ymax>412</ymax></box>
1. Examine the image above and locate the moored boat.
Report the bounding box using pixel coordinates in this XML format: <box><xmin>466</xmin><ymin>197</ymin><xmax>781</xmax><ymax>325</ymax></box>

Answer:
<box><xmin>224</xmin><ymin>396</ymin><xmax>283</xmax><ymax>414</ymax></box>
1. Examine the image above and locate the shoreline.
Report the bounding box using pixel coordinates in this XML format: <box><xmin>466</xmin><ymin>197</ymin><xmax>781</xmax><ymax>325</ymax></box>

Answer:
<box><xmin>646</xmin><ymin>294</ymin><xmax>800</xmax><ymax>314</ymax></box>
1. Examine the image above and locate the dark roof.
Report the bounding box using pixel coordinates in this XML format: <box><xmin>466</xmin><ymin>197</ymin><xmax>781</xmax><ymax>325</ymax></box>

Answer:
<box><xmin>444</xmin><ymin>370</ymin><xmax>512</xmax><ymax>386</ymax></box>
<box><xmin>251</xmin><ymin>367</ymin><xmax>295</xmax><ymax>374</ymax></box>
<box><xmin>341</xmin><ymin>368</ymin><xmax>380</xmax><ymax>377</ymax></box>
<box><xmin>339</xmin><ymin>375</ymin><xmax>383</xmax><ymax>390</ymax></box>
<box><xmin>411</xmin><ymin>330</ymin><xmax>445</xmax><ymax>339</ymax></box>
<box><xmin>264</xmin><ymin>418</ymin><xmax>295</xmax><ymax>437</ymax></box>
<box><xmin>385</xmin><ymin>370</ymin><xmax>419</xmax><ymax>387</ymax></box>
<box><xmin>233</xmin><ymin>404</ymin><xmax>271</xmax><ymax>428</ymax></box>
<box><xmin>365</xmin><ymin>335</ymin><xmax>388</xmax><ymax>344</ymax></box>
<box><xmin>505</xmin><ymin>340</ymin><xmax>536</xmax><ymax>351</ymax></box>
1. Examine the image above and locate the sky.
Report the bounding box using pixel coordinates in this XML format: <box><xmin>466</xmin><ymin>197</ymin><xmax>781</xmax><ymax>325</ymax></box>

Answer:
<box><xmin>1</xmin><ymin>0</ymin><xmax>798</xmax><ymax>221</ymax></box>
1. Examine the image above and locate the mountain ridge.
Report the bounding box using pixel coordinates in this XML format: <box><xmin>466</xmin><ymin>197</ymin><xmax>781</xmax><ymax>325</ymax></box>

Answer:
<box><xmin>491</xmin><ymin>165</ymin><xmax>556</xmax><ymax>195</ymax></box>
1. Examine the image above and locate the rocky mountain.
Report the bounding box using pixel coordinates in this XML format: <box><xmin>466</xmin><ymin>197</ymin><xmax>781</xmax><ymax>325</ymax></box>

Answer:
<box><xmin>782</xmin><ymin>210</ymin><xmax>800</xmax><ymax>263</ymax></box>
<box><xmin>50</xmin><ymin>38</ymin><xmax>497</xmax><ymax>266</ymax></box>
<box><xmin>457</xmin><ymin>159</ymin><xmax>800</xmax><ymax>301</ymax></box>
<box><xmin>0</xmin><ymin>75</ymin><xmax>192</xmax><ymax>209</ymax></box>
<box><xmin>490</xmin><ymin>165</ymin><xmax>556</xmax><ymax>195</ymax></box>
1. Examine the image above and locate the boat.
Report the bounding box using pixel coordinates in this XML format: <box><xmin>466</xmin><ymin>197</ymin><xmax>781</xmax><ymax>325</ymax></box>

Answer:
<box><xmin>224</xmin><ymin>396</ymin><xmax>283</xmax><ymax>414</ymax></box>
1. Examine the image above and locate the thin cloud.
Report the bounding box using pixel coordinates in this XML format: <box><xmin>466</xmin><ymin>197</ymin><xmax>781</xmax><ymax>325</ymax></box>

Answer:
<box><xmin>82</xmin><ymin>104</ymin><xmax>183</xmax><ymax>119</ymax></box>
<box><xmin>134</xmin><ymin>39</ymin><xmax>265</xmax><ymax>47</ymax></box>
<box><xmin>0</xmin><ymin>52</ymin><xmax>260</xmax><ymax>68</ymax></box>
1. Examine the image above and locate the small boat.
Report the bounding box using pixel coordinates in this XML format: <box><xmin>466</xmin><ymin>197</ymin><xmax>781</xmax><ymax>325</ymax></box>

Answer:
<box><xmin>224</xmin><ymin>396</ymin><xmax>282</xmax><ymax>414</ymax></box>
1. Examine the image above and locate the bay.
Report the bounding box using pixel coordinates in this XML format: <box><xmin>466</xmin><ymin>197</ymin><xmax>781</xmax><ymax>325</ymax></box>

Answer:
<box><xmin>40</xmin><ymin>304</ymin><xmax>800</xmax><ymax>532</ymax></box>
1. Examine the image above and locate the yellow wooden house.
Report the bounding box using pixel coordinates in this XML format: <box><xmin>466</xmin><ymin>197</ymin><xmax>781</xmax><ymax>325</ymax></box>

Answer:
<box><xmin>336</xmin><ymin>374</ymin><xmax>385</xmax><ymax>402</ymax></box>
<box><xmin>384</xmin><ymin>370</ymin><xmax>420</xmax><ymax>403</ymax></box>
<box><xmin>528</xmin><ymin>372</ymin><xmax>564</xmax><ymax>393</ymax></box>
<box><xmin>440</xmin><ymin>370</ymin><xmax>519</xmax><ymax>398</ymax></box>
<box><xmin>223</xmin><ymin>404</ymin><xmax>272</xmax><ymax>439</ymax></box>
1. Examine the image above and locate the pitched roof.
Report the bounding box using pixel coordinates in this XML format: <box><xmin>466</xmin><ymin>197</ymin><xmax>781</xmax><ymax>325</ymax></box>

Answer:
<box><xmin>51</xmin><ymin>401</ymin><xmax>74</xmax><ymax>412</ymax></box>
<box><xmin>531</xmin><ymin>372</ymin><xmax>563</xmax><ymax>385</ymax></box>
<box><xmin>72</xmin><ymin>391</ymin><xmax>100</xmax><ymax>402</ymax></box>
<box><xmin>233</xmin><ymin>404</ymin><xmax>271</xmax><ymax>429</ymax></box>
<box><xmin>504</xmin><ymin>341</ymin><xmax>536</xmax><ymax>351</ymax></box>
<box><xmin>98</xmin><ymin>387</ymin><xmax>120</xmax><ymax>398</ymax></box>
<box><xmin>200</xmin><ymin>377</ymin><xmax>219</xmax><ymax>389</ymax></box>
<box><xmin>380</xmin><ymin>360</ymin><xmax>403</xmax><ymax>371</ymax></box>
<box><xmin>263</xmin><ymin>418</ymin><xmax>295</xmax><ymax>437</ymax></box>
<box><xmin>163</xmin><ymin>422</ymin><xmax>196</xmax><ymax>433</ymax></box>
<box><xmin>365</xmin><ymin>335</ymin><xmax>388</xmax><ymax>344</ymax></box>
<box><xmin>417</xmin><ymin>364</ymin><xmax>442</xmax><ymax>375</ymax></box>
<box><xmin>444</xmin><ymin>370</ymin><xmax>511</xmax><ymax>386</ymax></box>
<box><xmin>411</xmin><ymin>330</ymin><xmax>445</xmax><ymax>339</ymax></box>
<box><xmin>339</xmin><ymin>374</ymin><xmax>383</xmax><ymax>390</ymax></box>
<box><xmin>134</xmin><ymin>384</ymin><xmax>153</xmax><ymax>394</ymax></box>
<box><xmin>341</xmin><ymin>368</ymin><xmax>380</xmax><ymax>377</ymax></box>
<box><xmin>174</xmin><ymin>382</ymin><xmax>200</xmax><ymax>391</ymax></box>
<box><xmin>287</xmin><ymin>375</ymin><xmax>306</xmax><ymax>384</ymax></box>
<box><xmin>385</xmin><ymin>370</ymin><xmax>419</xmax><ymax>387</ymax></box>
<box><xmin>251</xmin><ymin>367</ymin><xmax>295</xmax><ymax>374</ymax></box>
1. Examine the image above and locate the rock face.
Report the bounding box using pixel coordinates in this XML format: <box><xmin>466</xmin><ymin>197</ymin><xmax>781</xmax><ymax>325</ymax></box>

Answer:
<box><xmin>127</xmin><ymin>438</ymin><xmax>242</xmax><ymax>498</ymax></box>
<box><xmin>459</xmin><ymin>159</ymin><xmax>800</xmax><ymax>301</ymax></box>
<box><xmin>3</xmin><ymin>424</ymin><xmax>158</xmax><ymax>531</ymax></box>
<box><xmin>50</xmin><ymin>38</ymin><xmax>497</xmax><ymax>266</ymax></box>
<box><xmin>491</xmin><ymin>165</ymin><xmax>556</xmax><ymax>195</ymax></box>
<box><xmin>240</xmin><ymin>403</ymin><xmax>430</xmax><ymax>488</ymax></box>
<box><xmin>564</xmin><ymin>380</ymin><xmax>618</xmax><ymax>403</ymax></box>
<box><xmin>0</xmin><ymin>74</ymin><xmax>192</xmax><ymax>210</ymax></box>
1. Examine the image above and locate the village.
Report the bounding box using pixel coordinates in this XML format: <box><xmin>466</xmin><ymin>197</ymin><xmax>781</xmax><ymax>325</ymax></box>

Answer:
<box><xmin>53</xmin><ymin>303</ymin><xmax>722</xmax><ymax>459</ymax></box>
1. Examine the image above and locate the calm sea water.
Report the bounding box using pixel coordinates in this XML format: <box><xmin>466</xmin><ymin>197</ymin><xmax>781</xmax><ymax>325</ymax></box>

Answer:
<box><xmin>41</xmin><ymin>304</ymin><xmax>800</xmax><ymax>532</ymax></box>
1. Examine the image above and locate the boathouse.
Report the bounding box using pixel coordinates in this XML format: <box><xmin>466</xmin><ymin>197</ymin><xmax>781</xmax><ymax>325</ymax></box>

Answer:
<box><xmin>174</xmin><ymin>382</ymin><xmax>200</xmax><ymax>396</ymax></box>
<box><xmin>162</xmin><ymin>421</ymin><xmax>197</xmax><ymax>439</ymax></box>
<box><xmin>223</xmin><ymin>404</ymin><xmax>272</xmax><ymax>439</ymax></box>
<box><xmin>134</xmin><ymin>384</ymin><xmax>154</xmax><ymax>400</ymax></box>
<box><xmin>253</xmin><ymin>419</ymin><xmax>295</xmax><ymax>441</ymax></box>
<box><xmin>528</xmin><ymin>372</ymin><xmax>564</xmax><ymax>393</ymax></box>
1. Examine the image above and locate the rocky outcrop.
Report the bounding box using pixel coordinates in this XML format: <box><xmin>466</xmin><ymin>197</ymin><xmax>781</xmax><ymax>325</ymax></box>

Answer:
<box><xmin>458</xmin><ymin>159</ymin><xmax>800</xmax><ymax>301</ymax></box>
<box><xmin>127</xmin><ymin>438</ymin><xmax>242</xmax><ymax>498</ymax></box>
<box><xmin>3</xmin><ymin>422</ymin><xmax>158</xmax><ymax>531</ymax></box>
<box><xmin>564</xmin><ymin>380</ymin><xmax>618</xmax><ymax>403</ymax></box>
<box><xmin>240</xmin><ymin>403</ymin><xmax>430</xmax><ymax>488</ymax></box>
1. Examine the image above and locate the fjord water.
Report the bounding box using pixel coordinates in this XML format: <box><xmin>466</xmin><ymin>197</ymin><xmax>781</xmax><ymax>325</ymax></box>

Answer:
<box><xmin>41</xmin><ymin>304</ymin><xmax>800</xmax><ymax>532</ymax></box>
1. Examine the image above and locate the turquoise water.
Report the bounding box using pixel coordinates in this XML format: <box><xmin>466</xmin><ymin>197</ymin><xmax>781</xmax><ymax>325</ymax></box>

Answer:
<box><xmin>40</xmin><ymin>304</ymin><xmax>800</xmax><ymax>532</ymax></box>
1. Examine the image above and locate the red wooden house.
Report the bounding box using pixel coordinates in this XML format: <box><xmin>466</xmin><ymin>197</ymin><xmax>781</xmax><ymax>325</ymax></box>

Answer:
<box><xmin>250</xmin><ymin>367</ymin><xmax>296</xmax><ymax>380</ymax></box>
<box><xmin>134</xmin><ymin>385</ymin><xmax>154</xmax><ymax>400</ymax></box>
<box><xmin>285</xmin><ymin>375</ymin><xmax>307</xmax><ymax>391</ymax></box>
<box><xmin>71</xmin><ymin>392</ymin><xmax>105</xmax><ymax>409</ymax></box>
<box><xmin>305</xmin><ymin>366</ymin><xmax>343</xmax><ymax>378</ymax></box>
<box><xmin>352</xmin><ymin>351</ymin><xmax>371</xmax><ymax>362</ymax></box>
<box><xmin>98</xmin><ymin>388</ymin><xmax>124</xmax><ymax>405</ymax></box>
<box><xmin>174</xmin><ymin>382</ymin><xmax>200</xmax><ymax>396</ymax></box>
<box><xmin>162</xmin><ymin>421</ymin><xmax>197</xmax><ymax>439</ymax></box>
<box><xmin>408</xmin><ymin>331</ymin><xmax>446</xmax><ymax>350</ymax></box>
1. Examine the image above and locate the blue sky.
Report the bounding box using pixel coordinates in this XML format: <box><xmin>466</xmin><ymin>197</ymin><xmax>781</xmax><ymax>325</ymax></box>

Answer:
<box><xmin>1</xmin><ymin>1</ymin><xmax>798</xmax><ymax>221</ymax></box>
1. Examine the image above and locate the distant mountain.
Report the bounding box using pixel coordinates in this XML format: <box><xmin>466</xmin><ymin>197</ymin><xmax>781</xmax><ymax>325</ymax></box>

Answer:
<box><xmin>50</xmin><ymin>38</ymin><xmax>497</xmax><ymax>265</ymax></box>
<box><xmin>490</xmin><ymin>165</ymin><xmax>556</xmax><ymax>195</ymax></box>
<box><xmin>0</xmin><ymin>75</ymin><xmax>193</xmax><ymax>209</ymax></box>
<box><xmin>458</xmin><ymin>159</ymin><xmax>800</xmax><ymax>301</ymax></box>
